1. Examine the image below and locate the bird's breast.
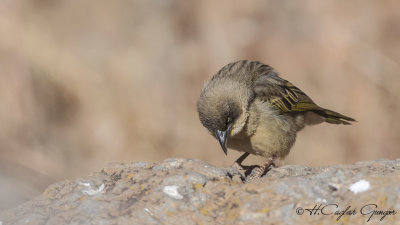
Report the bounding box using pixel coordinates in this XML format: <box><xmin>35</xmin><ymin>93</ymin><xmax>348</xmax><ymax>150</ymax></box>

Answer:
<box><xmin>228</xmin><ymin>99</ymin><xmax>298</xmax><ymax>158</ymax></box>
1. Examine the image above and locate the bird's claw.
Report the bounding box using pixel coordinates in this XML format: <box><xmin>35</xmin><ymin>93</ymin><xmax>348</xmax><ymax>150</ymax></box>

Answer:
<box><xmin>246</xmin><ymin>158</ymin><xmax>276</xmax><ymax>181</ymax></box>
<box><xmin>231</xmin><ymin>161</ymin><xmax>244</xmax><ymax>171</ymax></box>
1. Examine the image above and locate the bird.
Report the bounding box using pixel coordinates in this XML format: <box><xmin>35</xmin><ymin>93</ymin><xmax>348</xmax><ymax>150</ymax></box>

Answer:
<box><xmin>197</xmin><ymin>60</ymin><xmax>355</xmax><ymax>179</ymax></box>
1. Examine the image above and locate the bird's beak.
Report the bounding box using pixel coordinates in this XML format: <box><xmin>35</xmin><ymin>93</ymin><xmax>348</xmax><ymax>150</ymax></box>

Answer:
<box><xmin>215</xmin><ymin>123</ymin><xmax>232</xmax><ymax>155</ymax></box>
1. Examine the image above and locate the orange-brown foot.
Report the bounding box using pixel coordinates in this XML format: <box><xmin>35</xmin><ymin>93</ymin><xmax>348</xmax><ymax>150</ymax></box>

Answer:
<box><xmin>247</xmin><ymin>157</ymin><xmax>276</xmax><ymax>180</ymax></box>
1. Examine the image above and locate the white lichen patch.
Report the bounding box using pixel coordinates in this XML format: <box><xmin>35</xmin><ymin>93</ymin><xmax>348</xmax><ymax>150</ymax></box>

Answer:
<box><xmin>79</xmin><ymin>182</ymin><xmax>105</xmax><ymax>195</ymax></box>
<box><xmin>78</xmin><ymin>182</ymin><xmax>91</xmax><ymax>187</ymax></box>
<box><xmin>163</xmin><ymin>185</ymin><xmax>183</xmax><ymax>199</ymax></box>
<box><xmin>168</xmin><ymin>161</ymin><xmax>182</xmax><ymax>168</ymax></box>
<box><xmin>349</xmin><ymin>179</ymin><xmax>370</xmax><ymax>194</ymax></box>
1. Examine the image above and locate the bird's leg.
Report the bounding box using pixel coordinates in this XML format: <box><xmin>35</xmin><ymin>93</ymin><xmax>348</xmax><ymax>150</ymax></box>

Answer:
<box><xmin>247</xmin><ymin>156</ymin><xmax>276</xmax><ymax>180</ymax></box>
<box><xmin>231</xmin><ymin>152</ymin><xmax>250</xmax><ymax>170</ymax></box>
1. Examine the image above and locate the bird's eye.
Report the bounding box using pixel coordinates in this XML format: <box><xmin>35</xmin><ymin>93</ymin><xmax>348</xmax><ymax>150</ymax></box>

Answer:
<box><xmin>226</xmin><ymin>117</ymin><xmax>232</xmax><ymax>124</ymax></box>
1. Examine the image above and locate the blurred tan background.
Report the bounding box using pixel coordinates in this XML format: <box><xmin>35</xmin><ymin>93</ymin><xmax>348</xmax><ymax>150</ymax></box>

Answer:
<box><xmin>1</xmin><ymin>0</ymin><xmax>400</xmax><ymax>210</ymax></box>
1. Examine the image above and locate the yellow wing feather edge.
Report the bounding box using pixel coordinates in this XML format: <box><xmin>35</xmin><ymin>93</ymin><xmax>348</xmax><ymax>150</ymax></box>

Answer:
<box><xmin>262</xmin><ymin>79</ymin><xmax>356</xmax><ymax>125</ymax></box>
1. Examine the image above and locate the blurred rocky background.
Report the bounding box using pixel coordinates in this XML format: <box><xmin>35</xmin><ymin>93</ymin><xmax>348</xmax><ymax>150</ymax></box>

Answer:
<box><xmin>0</xmin><ymin>0</ymin><xmax>399</xmax><ymax>210</ymax></box>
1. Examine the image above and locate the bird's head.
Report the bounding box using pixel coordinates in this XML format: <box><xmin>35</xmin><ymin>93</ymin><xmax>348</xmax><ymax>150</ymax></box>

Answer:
<box><xmin>197</xmin><ymin>81</ymin><xmax>252</xmax><ymax>155</ymax></box>
<box><xmin>197</xmin><ymin>60</ymin><xmax>273</xmax><ymax>155</ymax></box>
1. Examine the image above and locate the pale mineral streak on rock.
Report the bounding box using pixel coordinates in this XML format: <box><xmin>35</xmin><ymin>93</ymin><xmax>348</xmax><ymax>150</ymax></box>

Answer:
<box><xmin>79</xmin><ymin>182</ymin><xmax>105</xmax><ymax>195</ymax></box>
<box><xmin>1</xmin><ymin>158</ymin><xmax>400</xmax><ymax>225</ymax></box>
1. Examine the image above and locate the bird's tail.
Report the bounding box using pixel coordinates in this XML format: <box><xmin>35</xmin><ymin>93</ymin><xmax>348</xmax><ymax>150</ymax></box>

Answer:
<box><xmin>313</xmin><ymin>108</ymin><xmax>356</xmax><ymax>125</ymax></box>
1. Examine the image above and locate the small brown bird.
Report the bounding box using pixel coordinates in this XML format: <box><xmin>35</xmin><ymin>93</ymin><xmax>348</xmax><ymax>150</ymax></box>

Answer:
<box><xmin>197</xmin><ymin>60</ymin><xmax>355</xmax><ymax>179</ymax></box>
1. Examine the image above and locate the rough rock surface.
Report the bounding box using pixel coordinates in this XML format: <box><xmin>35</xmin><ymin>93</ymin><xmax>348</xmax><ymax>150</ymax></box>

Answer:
<box><xmin>1</xmin><ymin>158</ymin><xmax>400</xmax><ymax>225</ymax></box>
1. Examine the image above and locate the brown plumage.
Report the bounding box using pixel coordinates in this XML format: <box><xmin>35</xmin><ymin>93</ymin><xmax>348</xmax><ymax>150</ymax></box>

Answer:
<box><xmin>197</xmin><ymin>60</ymin><xmax>355</xmax><ymax>179</ymax></box>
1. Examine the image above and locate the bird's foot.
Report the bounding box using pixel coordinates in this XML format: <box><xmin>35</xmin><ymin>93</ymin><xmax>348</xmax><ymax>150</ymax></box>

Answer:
<box><xmin>230</xmin><ymin>152</ymin><xmax>250</xmax><ymax>171</ymax></box>
<box><xmin>231</xmin><ymin>161</ymin><xmax>244</xmax><ymax>171</ymax></box>
<box><xmin>247</xmin><ymin>157</ymin><xmax>276</xmax><ymax>181</ymax></box>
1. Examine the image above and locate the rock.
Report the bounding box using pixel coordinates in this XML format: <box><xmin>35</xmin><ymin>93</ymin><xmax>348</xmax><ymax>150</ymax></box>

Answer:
<box><xmin>1</xmin><ymin>158</ymin><xmax>400</xmax><ymax>224</ymax></box>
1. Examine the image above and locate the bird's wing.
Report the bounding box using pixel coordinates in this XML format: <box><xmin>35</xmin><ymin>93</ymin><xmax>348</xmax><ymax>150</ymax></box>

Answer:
<box><xmin>253</xmin><ymin>73</ymin><xmax>355</xmax><ymax>124</ymax></box>
<box><xmin>254</xmin><ymin>73</ymin><xmax>317</xmax><ymax>113</ymax></box>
